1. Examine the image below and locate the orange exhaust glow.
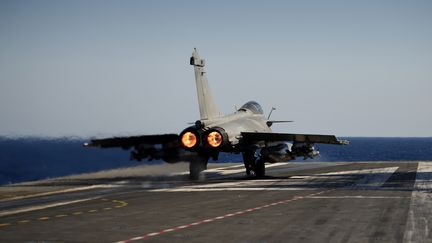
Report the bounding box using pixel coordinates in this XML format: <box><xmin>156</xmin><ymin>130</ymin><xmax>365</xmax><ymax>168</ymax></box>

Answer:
<box><xmin>181</xmin><ymin>132</ymin><xmax>197</xmax><ymax>148</ymax></box>
<box><xmin>207</xmin><ymin>131</ymin><xmax>223</xmax><ymax>147</ymax></box>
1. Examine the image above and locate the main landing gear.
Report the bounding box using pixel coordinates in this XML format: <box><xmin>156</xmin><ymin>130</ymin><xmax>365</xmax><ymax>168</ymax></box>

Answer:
<box><xmin>189</xmin><ymin>152</ymin><xmax>265</xmax><ymax>180</ymax></box>
<box><xmin>242</xmin><ymin>151</ymin><xmax>265</xmax><ymax>178</ymax></box>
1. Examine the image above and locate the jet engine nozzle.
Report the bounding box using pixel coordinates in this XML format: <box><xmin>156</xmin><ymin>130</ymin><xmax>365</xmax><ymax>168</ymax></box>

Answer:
<box><xmin>180</xmin><ymin>131</ymin><xmax>199</xmax><ymax>149</ymax></box>
<box><xmin>204</xmin><ymin>127</ymin><xmax>228</xmax><ymax>149</ymax></box>
<box><xmin>207</xmin><ymin>131</ymin><xmax>223</xmax><ymax>147</ymax></box>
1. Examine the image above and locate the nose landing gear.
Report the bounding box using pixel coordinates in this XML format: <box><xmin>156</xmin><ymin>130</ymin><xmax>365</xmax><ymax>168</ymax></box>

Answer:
<box><xmin>189</xmin><ymin>155</ymin><xmax>208</xmax><ymax>180</ymax></box>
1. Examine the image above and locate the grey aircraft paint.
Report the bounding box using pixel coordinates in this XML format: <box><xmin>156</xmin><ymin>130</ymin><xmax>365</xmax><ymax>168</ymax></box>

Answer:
<box><xmin>85</xmin><ymin>49</ymin><xmax>348</xmax><ymax>179</ymax></box>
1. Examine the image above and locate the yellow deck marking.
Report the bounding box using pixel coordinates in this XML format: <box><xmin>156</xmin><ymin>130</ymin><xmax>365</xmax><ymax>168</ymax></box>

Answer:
<box><xmin>0</xmin><ymin>185</ymin><xmax>118</xmax><ymax>203</ymax></box>
<box><xmin>0</xmin><ymin>198</ymin><xmax>127</xmax><ymax>228</ymax></box>
<box><xmin>0</xmin><ymin>197</ymin><xmax>99</xmax><ymax>217</ymax></box>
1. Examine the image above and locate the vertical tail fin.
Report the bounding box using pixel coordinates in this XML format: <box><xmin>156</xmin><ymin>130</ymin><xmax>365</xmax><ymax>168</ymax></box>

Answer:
<box><xmin>190</xmin><ymin>48</ymin><xmax>221</xmax><ymax>120</ymax></box>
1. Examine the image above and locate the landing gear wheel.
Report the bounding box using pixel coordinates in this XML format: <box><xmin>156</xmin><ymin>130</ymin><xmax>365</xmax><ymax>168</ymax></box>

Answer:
<box><xmin>189</xmin><ymin>156</ymin><xmax>208</xmax><ymax>180</ymax></box>
<box><xmin>242</xmin><ymin>151</ymin><xmax>256</xmax><ymax>176</ymax></box>
<box><xmin>254</xmin><ymin>159</ymin><xmax>265</xmax><ymax>178</ymax></box>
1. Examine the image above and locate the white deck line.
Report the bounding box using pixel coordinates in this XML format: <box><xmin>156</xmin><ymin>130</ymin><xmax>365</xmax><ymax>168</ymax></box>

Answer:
<box><xmin>404</xmin><ymin>162</ymin><xmax>432</xmax><ymax>243</ymax></box>
<box><xmin>292</xmin><ymin>166</ymin><xmax>399</xmax><ymax>188</ymax></box>
<box><xmin>151</xmin><ymin>166</ymin><xmax>399</xmax><ymax>192</ymax></box>
<box><xmin>204</xmin><ymin>162</ymin><xmax>289</xmax><ymax>176</ymax></box>
<box><xmin>151</xmin><ymin>187</ymin><xmax>314</xmax><ymax>192</ymax></box>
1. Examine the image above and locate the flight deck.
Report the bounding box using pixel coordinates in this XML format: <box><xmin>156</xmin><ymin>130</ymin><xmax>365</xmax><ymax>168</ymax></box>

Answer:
<box><xmin>1</xmin><ymin>161</ymin><xmax>431</xmax><ymax>242</ymax></box>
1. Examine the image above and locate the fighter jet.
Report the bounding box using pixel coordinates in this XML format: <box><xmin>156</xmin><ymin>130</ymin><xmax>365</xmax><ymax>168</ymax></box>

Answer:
<box><xmin>84</xmin><ymin>49</ymin><xmax>348</xmax><ymax>179</ymax></box>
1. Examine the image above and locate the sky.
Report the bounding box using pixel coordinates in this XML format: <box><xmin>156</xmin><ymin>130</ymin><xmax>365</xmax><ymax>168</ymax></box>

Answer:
<box><xmin>0</xmin><ymin>0</ymin><xmax>431</xmax><ymax>137</ymax></box>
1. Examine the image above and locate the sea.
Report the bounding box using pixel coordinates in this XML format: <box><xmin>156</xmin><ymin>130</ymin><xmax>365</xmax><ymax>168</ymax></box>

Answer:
<box><xmin>1</xmin><ymin>137</ymin><xmax>431</xmax><ymax>185</ymax></box>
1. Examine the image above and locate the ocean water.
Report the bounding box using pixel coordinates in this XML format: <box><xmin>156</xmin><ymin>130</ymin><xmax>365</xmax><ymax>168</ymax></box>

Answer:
<box><xmin>0</xmin><ymin>137</ymin><xmax>431</xmax><ymax>185</ymax></box>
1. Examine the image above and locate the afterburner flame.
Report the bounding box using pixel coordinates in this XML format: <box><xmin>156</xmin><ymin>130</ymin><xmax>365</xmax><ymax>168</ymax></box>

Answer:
<box><xmin>207</xmin><ymin>131</ymin><xmax>223</xmax><ymax>147</ymax></box>
<box><xmin>181</xmin><ymin>132</ymin><xmax>197</xmax><ymax>148</ymax></box>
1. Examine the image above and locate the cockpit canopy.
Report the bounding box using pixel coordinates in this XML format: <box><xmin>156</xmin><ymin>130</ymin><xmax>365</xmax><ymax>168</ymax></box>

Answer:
<box><xmin>239</xmin><ymin>101</ymin><xmax>264</xmax><ymax>115</ymax></box>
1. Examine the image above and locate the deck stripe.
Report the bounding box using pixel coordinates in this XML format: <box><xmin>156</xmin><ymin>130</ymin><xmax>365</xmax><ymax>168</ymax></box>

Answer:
<box><xmin>404</xmin><ymin>162</ymin><xmax>432</xmax><ymax>243</ymax></box>
<box><xmin>115</xmin><ymin>189</ymin><xmax>332</xmax><ymax>243</ymax></box>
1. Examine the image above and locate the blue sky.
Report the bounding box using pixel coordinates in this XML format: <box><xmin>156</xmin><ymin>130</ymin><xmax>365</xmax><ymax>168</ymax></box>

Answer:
<box><xmin>0</xmin><ymin>0</ymin><xmax>431</xmax><ymax>137</ymax></box>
